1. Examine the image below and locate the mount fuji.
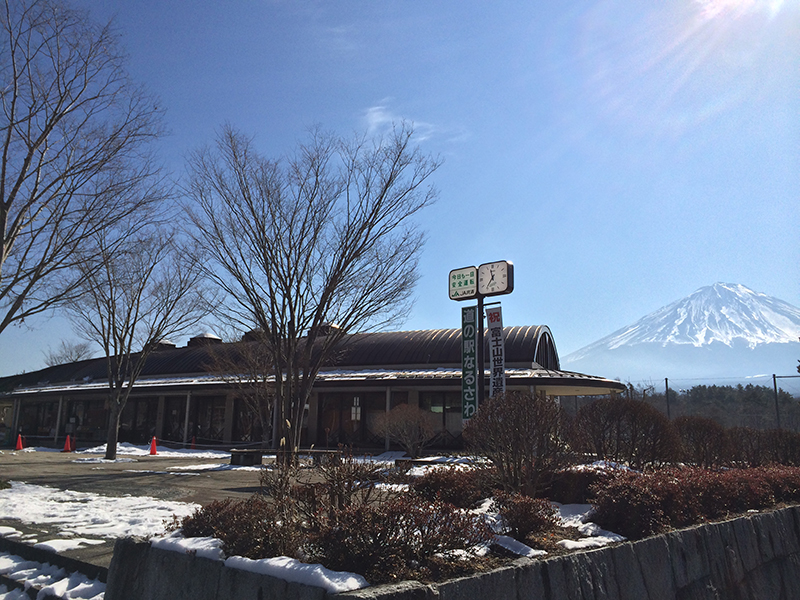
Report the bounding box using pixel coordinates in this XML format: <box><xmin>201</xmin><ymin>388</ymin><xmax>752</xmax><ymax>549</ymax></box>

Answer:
<box><xmin>561</xmin><ymin>283</ymin><xmax>800</xmax><ymax>385</ymax></box>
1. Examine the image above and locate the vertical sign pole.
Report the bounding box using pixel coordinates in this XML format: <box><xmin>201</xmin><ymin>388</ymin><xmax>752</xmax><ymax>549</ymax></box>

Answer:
<box><xmin>486</xmin><ymin>304</ymin><xmax>506</xmax><ymax>398</ymax></box>
<box><xmin>461</xmin><ymin>305</ymin><xmax>478</xmax><ymax>420</ymax></box>
<box><xmin>477</xmin><ymin>295</ymin><xmax>485</xmax><ymax>407</ymax></box>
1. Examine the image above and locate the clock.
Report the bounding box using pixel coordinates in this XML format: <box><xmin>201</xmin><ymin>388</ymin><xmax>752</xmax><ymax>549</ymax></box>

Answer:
<box><xmin>478</xmin><ymin>260</ymin><xmax>514</xmax><ymax>296</ymax></box>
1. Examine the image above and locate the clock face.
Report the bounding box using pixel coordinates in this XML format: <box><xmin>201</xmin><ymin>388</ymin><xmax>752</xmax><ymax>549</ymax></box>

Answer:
<box><xmin>478</xmin><ymin>261</ymin><xmax>513</xmax><ymax>296</ymax></box>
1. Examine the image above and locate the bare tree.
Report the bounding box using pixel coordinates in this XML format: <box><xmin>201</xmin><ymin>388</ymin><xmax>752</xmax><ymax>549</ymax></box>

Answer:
<box><xmin>43</xmin><ymin>339</ymin><xmax>94</xmax><ymax>366</ymax></box>
<box><xmin>0</xmin><ymin>0</ymin><xmax>165</xmax><ymax>335</ymax></box>
<box><xmin>464</xmin><ymin>391</ymin><xmax>570</xmax><ymax>495</ymax></box>
<box><xmin>66</xmin><ymin>229</ymin><xmax>208</xmax><ymax>460</ymax></box>
<box><xmin>373</xmin><ymin>404</ymin><xmax>439</xmax><ymax>459</ymax></box>
<box><xmin>186</xmin><ymin>124</ymin><xmax>439</xmax><ymax>453</ymax></box>
<box><xmin>205</xmin><ymin>332</ymin><xmax>274</xmax><ymax>447</ymax></box>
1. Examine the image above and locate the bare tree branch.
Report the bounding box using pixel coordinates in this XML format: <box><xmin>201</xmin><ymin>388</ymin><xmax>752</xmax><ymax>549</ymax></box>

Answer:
<box><xmin>43</xmin><ymin>338</ymin><xmax>94</xmax><ymax>366</ymax></box>
<box><xmin>0</xmin><ymin>0</ymin><xmax>165</xmax><ymax>334</ymax></box>
<box><xmin>186</xmin><ymin>123</ymin><xmax>440</xmax><ymax>452</ymax></box>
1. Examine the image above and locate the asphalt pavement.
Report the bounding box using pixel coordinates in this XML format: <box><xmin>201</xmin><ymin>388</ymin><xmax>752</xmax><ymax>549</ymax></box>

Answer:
<box><xmin>0</xmin><ymin>448</ymin><xmax>266</xmax><ymax>568</ymax></box>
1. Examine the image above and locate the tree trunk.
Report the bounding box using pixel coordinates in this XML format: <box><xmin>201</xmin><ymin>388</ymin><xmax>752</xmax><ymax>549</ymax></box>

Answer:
<box><xmin>105</xmin><ymin>401</ymin><xmax>122</xmax><ymax>460</ymax></box>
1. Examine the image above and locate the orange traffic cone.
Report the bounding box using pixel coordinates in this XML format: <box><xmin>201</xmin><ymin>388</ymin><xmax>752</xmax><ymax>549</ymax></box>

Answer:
<box><xmin>62</xmin><ymin>435</ymin><xmax>71</xmax><ymax>453</ymax></box>
<box><xmin>191</xmin><ymin>436</ymin><xmax>196</xmax><ymax>450</ymax></box>
<box><xmin>149</xmin><ymin>436</ymin><xmax>157</xmax><ymax>455</ymax></box>
<box><xmin>14</xmin><ymin>434</ymin><xmax>23</xmax><ymax>451</ymax></box>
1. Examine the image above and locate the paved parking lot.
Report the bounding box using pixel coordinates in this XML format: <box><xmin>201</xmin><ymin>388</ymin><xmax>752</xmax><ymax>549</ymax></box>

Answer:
<box><xmin>0</xmin><ymin>448</ymin><xmax>267</xmax><ymax>568</ymax></box>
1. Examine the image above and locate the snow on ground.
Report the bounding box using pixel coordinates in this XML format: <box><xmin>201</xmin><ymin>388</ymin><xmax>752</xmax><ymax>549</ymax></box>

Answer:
<box><xmin>0</xmin><ymin>482</ymin><xmax>199</xmax><ymax>540</ymax></box>
<box><xmin>164</xmin><ymin>463</ymin><xmax>262</xmax><ymax>472</ymax></box>
<box><xmin>0</xmin><ymin>551</ymin><xmax>105</xmax><ymax>600</ymax></box>
<box><xmin>0</xmin><ymin>585</ymin><xmax>28</xmax><ymax>600</ymax></box>
<box><xmin>78</xmin><ymin>442</ymin><xmax>231</xmax><ymax>460</ymax></box>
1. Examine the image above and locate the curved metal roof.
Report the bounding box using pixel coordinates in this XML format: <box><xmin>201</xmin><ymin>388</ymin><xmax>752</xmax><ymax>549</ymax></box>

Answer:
<box><xmin>333</xmin><ymin>326</ymin><xmax>559</xmax><ymax>369</ymax></box>
<box><xmin>0</xmin><ymin>325</ymin><xmax>563</xmax><ymax>392</ymax></box>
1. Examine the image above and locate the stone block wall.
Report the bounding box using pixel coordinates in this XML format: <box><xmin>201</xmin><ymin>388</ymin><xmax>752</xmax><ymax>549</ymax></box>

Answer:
<box><xmin>106</xmin><ymin>505</ymin><xmax>800</xmax><ymax>600</ymax></box>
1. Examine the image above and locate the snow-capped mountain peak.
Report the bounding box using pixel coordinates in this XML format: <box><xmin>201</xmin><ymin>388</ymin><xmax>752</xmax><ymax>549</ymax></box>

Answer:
<box><xmin>567</xmin><ymin>283</ymin><xmax>800</xmax><ymax>362</ymax></box>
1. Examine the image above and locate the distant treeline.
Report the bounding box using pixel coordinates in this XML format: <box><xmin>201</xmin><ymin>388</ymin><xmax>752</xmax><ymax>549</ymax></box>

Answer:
<box><xmin>569</xmin><ymin>383</ymin><xmax>798</xmax><ymax>431</ymax></box>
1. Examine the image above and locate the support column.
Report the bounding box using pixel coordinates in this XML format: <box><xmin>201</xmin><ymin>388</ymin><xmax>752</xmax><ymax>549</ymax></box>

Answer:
<box><xmin>11</xmin><ymin>398</ymin><xmax>20</xmax><ymax>438</ymax></box>
<box><xmin>183</xmin><ymin>391</ymin><xmax>192</xmax><ymax>446</ymax></box>
<box><xmin>53</xmin><ymin>396</ymin><xmax>63</xmax><ymax>445</ymax></box>
<box><xmin>385</xmin><ymin>387</ymin><xmax>392</xmax><ymax>451</ymax></box>
<box><xmin>223</xmin><ymin>394</ymin><xmax>234</xmax><ymax>444</ymax></box>
<box><xmin>155</xmin><ymin>396</ymin><xmax>165</xmax><ymax>440</ymax></box>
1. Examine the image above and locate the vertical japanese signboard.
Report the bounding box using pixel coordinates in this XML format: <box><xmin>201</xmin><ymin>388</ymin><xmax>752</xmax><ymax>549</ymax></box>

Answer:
<box><xmin>486</xmin><ymin>305</ymin><xmax>506</xmax><ymax>397</ymax></box>
<box><xmin>461</xmin><ymin>306</ymin><xmax>478</xmax><ymax>419</ymax></box>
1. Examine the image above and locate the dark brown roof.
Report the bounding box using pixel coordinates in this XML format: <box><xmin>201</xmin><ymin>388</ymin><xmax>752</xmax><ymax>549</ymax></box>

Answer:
<box><xmin>0</xmin><ymin>326</ymin><xmax>560</xmax><ymax>392</ymax></box>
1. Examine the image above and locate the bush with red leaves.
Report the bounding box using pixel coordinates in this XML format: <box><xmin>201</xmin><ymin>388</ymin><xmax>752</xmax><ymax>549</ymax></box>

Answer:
<box><xmin>590</xmin><ymin>466</ymin><xmax>800</xmax><ymax>540</ymax></box>
<box><xmin>410</xmin><ymin>466</ymin><xmax>495</xmax><ymax>508</ymax></box>
<box><xmin>492</xmin><ymin>492</ymin><xmax>558</xmax><ymax>541</ymax></box>
<box><xmin>167</xmin><ymin>495</ymin><xmax>301</xmax><ymax>559</ymax></box>
<box><xmin>307</xmin><ymin>495</ymin><xmax>492</xmax><ymax>583</ymax></box>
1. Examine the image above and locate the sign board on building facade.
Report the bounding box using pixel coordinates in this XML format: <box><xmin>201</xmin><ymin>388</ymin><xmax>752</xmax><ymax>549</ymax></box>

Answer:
<box><xmin>486</xmin><ymin>305</ymin><xmax>506</xmax><ymax>397</ymax></box>
<box><xmin>461</xmin><ymin>306</ymin><xmax>478</xmax><ymax>419</ymax></box>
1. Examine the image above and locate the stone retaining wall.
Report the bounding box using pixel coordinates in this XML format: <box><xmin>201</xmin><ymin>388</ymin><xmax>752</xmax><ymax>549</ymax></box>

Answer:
<box><xmin>105</xmin><ymin>505</ymin><xmax>800</xmax><ymax>600</ymax></box>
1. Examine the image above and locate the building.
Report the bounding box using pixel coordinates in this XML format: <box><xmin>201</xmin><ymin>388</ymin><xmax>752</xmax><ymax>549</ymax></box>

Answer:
<box><xmin>0</xmin><ymin>327</ymin><xmax>626</xmax><ymax>450</ymax></box>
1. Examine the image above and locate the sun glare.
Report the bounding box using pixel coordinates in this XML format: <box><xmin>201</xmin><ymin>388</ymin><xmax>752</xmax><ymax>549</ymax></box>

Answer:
<box><xmin>695</xmin><ymin>0</ymin><xmax>786</xmax><ymax>19</ymax></box>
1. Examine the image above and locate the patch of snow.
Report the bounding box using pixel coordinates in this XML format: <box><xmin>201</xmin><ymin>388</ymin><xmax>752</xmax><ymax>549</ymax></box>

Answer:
<box><xmin>492</xmin><ymin>535</ymin><xmax>547</xmax><ymax>558</ymax></box>
<box><xmin>374</xmin><ymin>483</ymin><xmax>409</xmax><ymax>493</ymax></box>
<box><xmin>123</xmin><ymin>470</ymin><xmax>202</xmax><ymax>476</ymax></box>
<box><xmin>34</xmin><ymin>538</ymin><xmax>105</xmax><ymax>553</ymax></box>
<box><xmin>0</xmin><ymin>481</ymin><xmax>197</xmax><ymax>539</ymax></box>
<box><xmin>72</xmin><ymin>457</ymin><xmax>137</xmax><ymax>464</ymax></box>
<box><xmin>0</xmin><ymin>552</ymin><xmax>104</xmax><ymax>600</ymax></box>
<box><xmin>78</xmin><ymin>442</ymin><xmax>231</xmax><ymax>460</ymax></box>
<box><xmin>569</xmin><ymin>460</ymin><xmax>630</xmax><ymax>473</ymax></box>
<box><xmin>151</xmin><ymin>532</ymin><xmax>225</xmax><ymax>561</ymax></box>
<box><xmin>225</xmin><ymin>555</ymin><xmax>369</xmax><ymax>594</ymax></box>
<box><xmin>164</xmin><ymin>463</ymin><xmax>262</xmax><ymax>472</ymax></box>
<box><xmin>0</xmin><ymin>584</ymin><xmax>28</xmax><ymax>600</ymax></box>
<box><xmin>0</xmin><ymin>527</ymin><xmax>21</xmax><ymax>538</ymax></box>
<box><xmin>555</xmin><ymin>503</ymin><xmax>594</xmax><ymax>528</ymax></box>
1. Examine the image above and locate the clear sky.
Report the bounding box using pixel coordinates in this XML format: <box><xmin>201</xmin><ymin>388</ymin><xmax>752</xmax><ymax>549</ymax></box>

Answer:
<box><xmin>1</xmin><ymin>0</ymin><xmax>798</xmax><ymax>376</ymax></box>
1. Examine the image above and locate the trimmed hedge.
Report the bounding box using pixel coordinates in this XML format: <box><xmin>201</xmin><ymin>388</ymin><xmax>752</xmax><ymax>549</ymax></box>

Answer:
<box><xmin>410</xmin><ymin>466</ymin><xmax>495</xmax><ymax>508</ymax></box>
<box><xmin>590</xmin><ymin>465</ymin><xmax>800</xmax><ymax>539</ymax></box>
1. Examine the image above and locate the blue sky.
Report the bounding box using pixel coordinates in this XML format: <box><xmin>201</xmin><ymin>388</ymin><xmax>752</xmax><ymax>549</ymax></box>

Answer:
<box><xmin>1</xmin><ymin>0</ymin><xmax>798</xmax><ymax>376</ymax></box>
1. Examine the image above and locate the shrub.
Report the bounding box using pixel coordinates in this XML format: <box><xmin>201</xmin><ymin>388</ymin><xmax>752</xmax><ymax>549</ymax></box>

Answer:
<box><xmin>261</xmin><ymin>446</ymin><xmax>393</xmax><ymax>529</ymax></box>
<box><xmin>573</xmin><ymin>397</ymin><xmax>679</xmax><ymax>469</ymax></box>
<box><xmin>548</xmin><ymin>468</ymin><xmax>610</xmax><ymax>505</ymax></box>
<box><xmin>410</xmin><ymin>466</ymin><xmax>495</xmax><ymax>508</ymax></box>
<box><xmin>464</xmin><ymin>391</ymin><xmax>570</xmax><ymax>495</ymax></box>
<box><xmin>373</xmin><ymin>404</ymin><xmax>439</xmax><ymax>459</ymax></box>
<box><xmin>728</xmin><ymin>427</ymin><xmax>767</xmax><ymax>466</ymax></box>
<box><xmin>492</xmin><ymin>492</ymin><xmax>558</xmax><ymax>541</ymax></box>
<box><xmin>307</xmin><ymin>495</ymin><xmax>492</xmax><ymax>583</ymax></box>
<box><xmin>674</xmin><ymin>415</ymin><xmax>730</xmax><ymax>467</ymax></box>
<box><xmin>765</xmin><ymin>429</ymin><xmax>800</xmax><ymax>466</ymax></box>
<box><xmin>589</xmin><ymin>470</ymin><xmax>673</xmax><ymax>539</ymax></box>
<box><xmin>168</xmin><ymin>495</ymin><xmax>301</xmax><ymax>558</ymax></box>
<box><xmin>590</xmin><ymin>466</ymin><xmax>800</xmax><ymax>540</ymax></box>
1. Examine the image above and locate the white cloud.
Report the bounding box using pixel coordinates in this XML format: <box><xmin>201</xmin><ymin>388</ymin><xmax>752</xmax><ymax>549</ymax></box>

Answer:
<box><xmin>361</xmin><ymin>102</ymin><xmax>468</xmax><ymax>144</ymax></box>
